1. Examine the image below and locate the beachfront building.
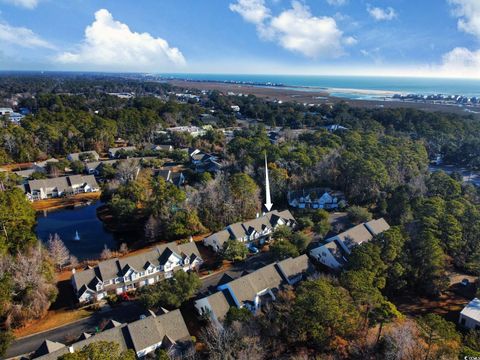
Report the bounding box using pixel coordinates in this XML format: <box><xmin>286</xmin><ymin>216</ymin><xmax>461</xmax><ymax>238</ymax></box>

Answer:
<box><xmin>71</xmin><ymin>240</ymin><xmax>202</xmax><ymax>303</ymax></box>
<box><xmin>203</xmin><ymin>210</ymin><xmax>297</xmax><ymax>252</ymax></box>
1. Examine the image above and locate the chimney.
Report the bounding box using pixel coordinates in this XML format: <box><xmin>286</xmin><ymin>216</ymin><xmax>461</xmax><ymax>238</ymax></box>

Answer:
<box><xmin>72</xmin><ymin>268</ymin><xmax>76</xmax><ymax>274</ymax></box>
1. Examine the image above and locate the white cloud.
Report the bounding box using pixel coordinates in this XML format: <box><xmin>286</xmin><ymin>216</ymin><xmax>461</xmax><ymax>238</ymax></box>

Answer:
<box><xmin>1</xmin><ymin>0</ymin><xmax>39</xmax><ymax>9</ymax></box>
<box><xmin>56</xmin><ymin>9</ymin><xmax>186</xmax><ymax>71</ymax></box>
<box><xmin>441</xmin><ymin>47</ymin><xmax>480</xmax><ymax>77</ymax></box>
<box><xmin>326</xmin><ymin>0</ymin><xmax>348</xmax><ymax>6</ymax></box>
<box><xmin>230</xmin><ymin>0</ymin><xmax>354</xmax><ymax>58</ymax></box>
<box><xmin>229</xmin><ymin>0</ymin><xmax>270</xmax><ymax>24</ymax></box>
<box><xmin>0</xmin><ymin>22</ymin><xmax>54</xmax><ymax>48</ymax></box>
<box><xmin>448</xmin><ymin>0</ymin><xmax>480</xmax><ymax>39</ymax></box>
<box><xmin>343</xmin><ymin>36</ymin><xmax>357</xmax><ymax>45</ymax></box>
<box><xmin>367</xmin><ymin>5</ymin><xmax>397</xmax><ymax>21</ymax></box>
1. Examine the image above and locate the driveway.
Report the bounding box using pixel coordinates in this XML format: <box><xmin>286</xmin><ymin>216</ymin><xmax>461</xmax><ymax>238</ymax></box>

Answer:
<box><xmin>4</xmin><ymin>251</ymin><xmax>273</xmax><ymax>360</ymax></box>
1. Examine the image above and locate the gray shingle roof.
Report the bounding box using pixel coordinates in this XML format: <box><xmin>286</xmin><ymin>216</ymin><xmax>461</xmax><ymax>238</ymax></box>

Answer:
<box><xmin>228</xmin><ymin>263</ymin><xmax>284</xmax><ymax>305</ymax></box>
<box><xmin>96</xmin><ymin>258</ymin><xmax>121</xmax><ymax>282</ymax></box>
<box><xmin>68</xmin><ymin>174</ymin><xmax>100</xmax><ymax>189</ymax></box>
<box><xmin>333</xmin><ymin>223</ymin><xmax>374</xmax><ymax>249</ymax></box>
<box><xmin>72</xmin><ymin>241</ymin><xmax>202</xmax><ymax>293</ymax></box>
<box><xmin>33</xmin><ymin>340</ymin><xmax>66</xmax><ymax>357</ymax></box>
<box><xmin>276</xmin><ymin>254</ymin><xmax>313</xmax><ymax>282</ymax></box>
<box><xmin>27</xmin><ymin>175</ymin><xmax>99</xmax><ymax>195</ymax></box>
<box><xmin>33</xmin><ymin>310</ymin><xmax>190</xmax><ymax>359</ymax></box>
<box><xmin>324</xmin><ymin>240</ymin><xmax>348</xmax><ymax>265</ymax></box>
<box><xmin>68</xmin><ymin>151</ymin><xmax>100</xmax><ymax>162</ymax></box>
<box><xmin>197</xmin><ymin>255</ymin><xmax>310</xmax><ymax>322</ymax></box>
<box><xmin>127</xmin><ymin>309</ymin><xmax>190</xmax><ymax>354</ymax></box>
<box><xmin>204</xmin><ymin>229</ymin><xmax>231</xmax><ymax>248</ymax></box>
<box><xmin>28</xmin><ymin>177</ymin><xmax>70</xmax><ymax>193</ymax></box>
<box><xmin>364</xmin><ymin>218</ymin><xmax>391</xmax><ymax>236</ymax></box>
<box><xmin>203</xmin><ymin>290</ymin><xmax>234</xmax><ymax>321</ymax></box>
<box><xmin>108</xmin><ymin>146</ymin><xmax>137</xmax><ymax>156</ymax></box>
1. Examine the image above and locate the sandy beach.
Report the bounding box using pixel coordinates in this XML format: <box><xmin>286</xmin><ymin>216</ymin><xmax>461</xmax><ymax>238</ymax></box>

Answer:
<box><xmin>167</xmin><ymin>79</ymin><xmax>479</xmax><ymax>117</ymax></box>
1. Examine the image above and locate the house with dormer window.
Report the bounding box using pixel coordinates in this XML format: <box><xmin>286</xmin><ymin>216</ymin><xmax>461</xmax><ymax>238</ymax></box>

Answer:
<box><xmin>71</xmin><ymin>240</ymin><xmax>202</xmax><ymax>303</ymax></box>
<box><xmin>195</xmin><ymin>255</ymin><xmax>313</xmax><ymax>326</ymax></box>
<box><xmin>203</xmin><ymin>210</ymin><xmax>296</xmax><ymax>252</ymax></box>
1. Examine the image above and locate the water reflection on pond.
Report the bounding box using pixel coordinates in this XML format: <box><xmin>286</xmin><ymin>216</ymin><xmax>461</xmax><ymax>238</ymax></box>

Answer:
<box><xmin>35</xmin><ymin>201</ymin><xmax>130</xmax><ymax>260</ymax></box>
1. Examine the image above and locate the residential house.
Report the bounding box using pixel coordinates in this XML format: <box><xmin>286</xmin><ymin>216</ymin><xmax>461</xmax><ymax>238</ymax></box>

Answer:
<box><xmin>288</xmin><ymin>188</ymin><xmax>346</xmax><ymax>210</ymax></box>
<box><xmin>0</xmin><ymin>107</ymin><xmax>24</xmax><ymax>123</ymax></box>
<box><xmin>268</xmin><ymin>131</ymin><xmax>285</xmax><ymax>145</ymax></box>
<box><xmin>203</xmin><ymin>210</ymin><xmax>296</xmax><ymax>252</ymax></box>
<box><xmin>67</xmin><ymin>151</ymin><xmax>100</xmax><ymax>162</ymax></box>
<box><xmin>84</xmin><ymin>159</ymin><xmax>118</xmax><ymax>175</ymax></box>
<box><xmin>32</xmin><ymin>309</ymin><xmax>192</xmax><ymax>359</ymax></box>
<box><xmin>199</xmin><ymin>113</ymin><xmax>218</xmax><ymax>125</ymax></box>
<box><xmin>459</xmin><ymin>298</ymin><xmax>480</xmax><ymax>330</ymax></box>
<box><xmin>189</xmin><ymin>148</ymin><xmax>222</xmax><ymax>173</ymax></box>
<box><xmin>156</xmin><ymin>169</ymin><xmax>185</xmax><ymax>187</ymax></box>
<box><xmin>108</xmin><ymin>146</ymin><xmax>137</xmax><ymax>158</ymax></box>
<box><xmin>71</xmin><ymin>240</ymin><xmax>202</xmax><ymax>303</ymax></box>
<box><xmin>152</xmin><ymin>144</ymin><xmax>174</xmax><ymax>152</ymax></box>
<box><xmin>167</xmin><ymin>126</ymin><xmax>205</xmax><ymax>138</ymax></box>
<box><xmin>310</xmin><ymin>218</ymin><xmax>390</xmax><ymax>270</ymax></box>
<box><xmin>13</xmin><ymin>158</ymin><xmax>60</xmax><ymax>179</ymax></box>
<box><xmin>322</xmin><ymin>124</ymin><xmax>348</xmax><ymax>132</ymax></box>
<box><xmin>195</xmin><ymin>255</ymin><xmax>313</xmax><ymax>326</ymax></box>
<box><xmin>25</xmin><ymin>175</ymin><xmax>99</xmax><ymax>201</ymax></box>
<box><xmin>0</xmin><ymin>107</ymin><xmax>14</xmax><ymax>116</ymax></box>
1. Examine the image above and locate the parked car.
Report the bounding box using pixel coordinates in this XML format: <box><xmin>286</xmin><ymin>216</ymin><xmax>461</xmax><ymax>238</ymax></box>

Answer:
<box><xmin>461</xmin><ymin>278</ymin><xmax>470</xmax><ymax>286</ymax></box>
<box><xmin>248</xmin><ymin>244</ymin><xmax>259</xmax><ymax>254</ymax></box>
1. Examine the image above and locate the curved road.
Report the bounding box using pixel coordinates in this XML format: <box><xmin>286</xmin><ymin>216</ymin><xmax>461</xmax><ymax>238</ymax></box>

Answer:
<box><xmin>4</xmin><ymin>251</ymin><xmax>274</xmax><ymax>360</ymax></box>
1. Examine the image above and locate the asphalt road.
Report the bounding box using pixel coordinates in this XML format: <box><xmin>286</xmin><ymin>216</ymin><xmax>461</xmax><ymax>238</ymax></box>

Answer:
<box><xmin>4</xmin><ymin>303</ymin><xmax>146</xmax><ymax>360</ymax></box>
<box><xmin>429</xmin><ymin>164</ymin><xmax>480</xmax><ymax>187</ymax></box>
<box><xmin>4</xmin><ymin>251</ymin><xmax>274</xmax><ymax>360</ymax></box>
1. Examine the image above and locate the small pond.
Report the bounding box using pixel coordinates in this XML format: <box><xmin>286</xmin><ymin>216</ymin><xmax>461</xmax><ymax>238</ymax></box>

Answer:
<box><xmin>35</xmin><ymin>201</ymin><xmax>132</xmax><ymax>260</ymax></box>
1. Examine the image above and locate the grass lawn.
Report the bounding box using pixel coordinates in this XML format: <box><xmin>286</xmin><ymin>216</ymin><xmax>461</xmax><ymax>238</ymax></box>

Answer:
<box><xmin>13</xmin><ymin>308</ymin><xmax>93</xmax><ymax>338</ymax></box>
<box><xmin>32</xmin><ymin>192</ymin><xmax>101</xmax><ymax>211</ymax></box>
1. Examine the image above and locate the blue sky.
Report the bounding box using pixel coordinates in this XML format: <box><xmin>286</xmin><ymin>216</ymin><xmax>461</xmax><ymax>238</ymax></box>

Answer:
<box><xmin>1</xmin><ymin>0</ymin><xmax>480</xmax><ymax>77</ymax></box>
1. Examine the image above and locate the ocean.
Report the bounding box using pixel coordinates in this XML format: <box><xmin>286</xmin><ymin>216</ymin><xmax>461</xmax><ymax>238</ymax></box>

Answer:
<box><xmin>160</xmin><ymin>74</ymin><xmax>480</xmax><ymax>100</ymax></box>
